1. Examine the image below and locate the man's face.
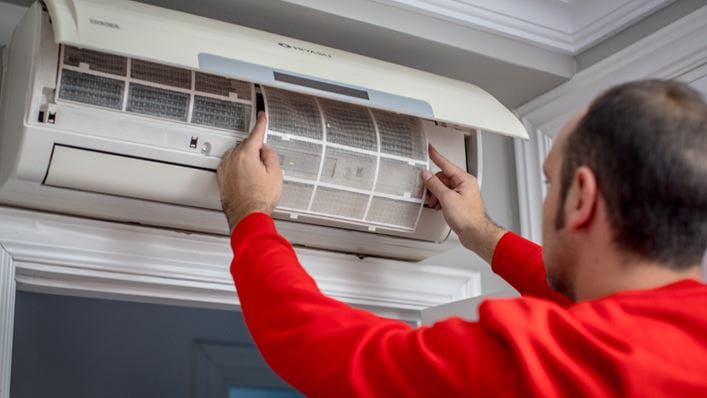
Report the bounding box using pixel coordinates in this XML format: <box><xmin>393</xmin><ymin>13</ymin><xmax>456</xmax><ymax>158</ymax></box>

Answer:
<box><xmin>541</xmin><ymin>109</ymin><xmax>586</xmax><ymax>300</ymax></box>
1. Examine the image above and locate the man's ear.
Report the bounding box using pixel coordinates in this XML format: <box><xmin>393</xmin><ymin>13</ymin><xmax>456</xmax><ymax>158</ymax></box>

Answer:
<box><xmin>564</xmin><ymin>166</ymin><xmax>598</xmax><ymax>232</ymax></box>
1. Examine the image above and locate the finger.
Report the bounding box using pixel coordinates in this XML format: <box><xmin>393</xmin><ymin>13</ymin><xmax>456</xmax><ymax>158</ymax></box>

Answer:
<box><xmin>435</xmin><ymin>171</ymin><xmax>452</xmax><ymax>188</ymax></box>
<box><xmin>421</xmin><ymin>170</ymin><xmax>452</xmax><ymax>202</ymax></box>
<box><xmin>429</xmin><ymin>144</ymin><xmax>466</xmax><ymax>181</ymax></box>
<box><xmin>428</xmin><ymin>194</ymin><xmax>439</xmax><ymax>208</ymax></box>
<box><xmin>217</xmin><ymin>148</ymin><xmax>235</xmax><ymax>175</ymax></box>
<box><xmin>221</xmin><ymin>147</ymin><xmax>235</xmax><ymax>162</ymax></box>
<box><xmin>243</xmin><ymin>112</ymin><xmax>267</xmax><ymax>153</ymax></box>
<box><xmin>260</xmin><ymin>144</ymin><xmax>281</xmax><ymax>173</ymax></box>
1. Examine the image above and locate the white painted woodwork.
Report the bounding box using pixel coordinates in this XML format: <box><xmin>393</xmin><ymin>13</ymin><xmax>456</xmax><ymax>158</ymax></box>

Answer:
<box><xmin>0</xmin><ymin>245</ymin><xmax>14</xmax><ymax>398</ymax></box>
<box><xmin>368</xmin><ymin>0</ymin><xmax>674</xmax><ymax>53</ymax></box>
<box><xmin>0</xmin><ymin>206</ymin><xmax>480</xmax><ymax>314</ymax></box>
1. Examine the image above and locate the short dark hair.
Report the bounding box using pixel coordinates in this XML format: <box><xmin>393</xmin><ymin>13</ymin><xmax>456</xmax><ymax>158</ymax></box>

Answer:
<box><xmin>558</xmin><ymin>80</ymin><xmax>707</xmax><ymax>270</ymax></box>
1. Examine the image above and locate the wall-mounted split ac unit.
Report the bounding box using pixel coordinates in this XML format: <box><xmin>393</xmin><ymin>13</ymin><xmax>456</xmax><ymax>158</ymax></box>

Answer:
<box><xmin>0</xmin><ymin>0</ymin><xmax>527</xmax><ymax>261</ymax></box>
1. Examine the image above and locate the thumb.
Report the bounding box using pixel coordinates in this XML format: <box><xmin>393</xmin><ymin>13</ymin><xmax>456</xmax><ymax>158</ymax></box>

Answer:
<box><xmin>422</xmin><ymin>170</ymin><xmax>451</xmax><ymax>201</ymax></box>
<box><xmin>261</xmin><ymin>144</ymin><xmax>281</xmax><ymax>173</ymax></box>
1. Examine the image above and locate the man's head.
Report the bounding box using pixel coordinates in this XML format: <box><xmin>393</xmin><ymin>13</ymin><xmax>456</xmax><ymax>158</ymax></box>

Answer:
<box><xmin>542</xmin><ymin>80</ymin><xmax>707</xmax><ymax>300</ymax></box>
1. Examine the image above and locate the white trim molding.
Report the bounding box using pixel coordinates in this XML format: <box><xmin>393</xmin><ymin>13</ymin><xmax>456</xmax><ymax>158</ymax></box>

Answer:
<box><xmin>371</xmin><ymin>0</ymin><xmax>672</xmax><ymax>53</ymax></box>
<box><xmin>512</xmin><ymin>6</ymin><xmax>707</xmax><ymax>240</ymax></box>
<box><xmin>512</xmin><ymin>117</ymin><xmax>551</xmax><ymax>243</ymax></box>
<box><xmin>0</xmin><ymin>244</ymin><xmax>14</xmax><ymax>398</ymax></box>
<box><xmin>0</xmin><ymin>206</ymin><xmax>479</xmax><ymax>316</ymax></box>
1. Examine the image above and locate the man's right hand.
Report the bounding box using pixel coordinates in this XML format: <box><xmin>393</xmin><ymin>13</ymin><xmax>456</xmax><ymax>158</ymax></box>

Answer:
<box><xmin>421</xmin><ymin>144</ymin><xmax>506</xmax><ymax>263</ymax></box>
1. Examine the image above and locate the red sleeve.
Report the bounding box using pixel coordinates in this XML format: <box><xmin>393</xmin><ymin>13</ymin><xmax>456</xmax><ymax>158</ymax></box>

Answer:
<box><xmin>230</xmin><ymin>213</ymin><xmax>519</xmax><ymax>397</ymax></box>
<box><xmin>491</xmin><ymin>232</ymin><xmax>571</xmax><ymax>305</ymax></box>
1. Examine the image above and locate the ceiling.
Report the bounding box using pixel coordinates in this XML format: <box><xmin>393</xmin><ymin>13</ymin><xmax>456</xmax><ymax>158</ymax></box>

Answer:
<box><xmin>0</xmin><ymin>0</ymin><xmax>695</xmax><ymax>107</ymax></box>
<box><xmin>371</xmin><ymin>0</ymin><xmax>675</xmax><ymax>53</ymax></box>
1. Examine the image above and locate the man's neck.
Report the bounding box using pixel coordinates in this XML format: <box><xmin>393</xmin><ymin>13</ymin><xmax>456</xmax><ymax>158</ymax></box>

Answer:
<box><xmin>573</xmin><ymin>256</ymin><xmax>702</xmax><ymax>302</ymax></box>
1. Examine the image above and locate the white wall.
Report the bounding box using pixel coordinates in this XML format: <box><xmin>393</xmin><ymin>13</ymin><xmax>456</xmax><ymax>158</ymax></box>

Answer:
<box><xmin>0</xmin><ymin>2</ymin><xmax>25</xmax><ymax>45</ymax></box>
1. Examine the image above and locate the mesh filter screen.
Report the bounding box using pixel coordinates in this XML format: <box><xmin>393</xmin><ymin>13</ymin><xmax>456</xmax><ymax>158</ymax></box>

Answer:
<box><xmin>320</xmin><ymin>99</ymin><xmax>377</xmax><ymax>150</ymax></box>
<box><xmin>264</xmin><ymin>88</ymin><xmax>323</xmax><ymax>139</ymax></box>
<box><xmin>375</xmin><ymin>158</ymin><xmax>425</xmax><ymax>198</ymax></box>
<box><xmin>267</xmin><ymin>135</ymin><xmax>322</xmax><ymax>180</ymax></box>
<box><xmin>58</xmin><ymin>70</ymin><xmax>124</xmax><ymax>109</ymax></box>
<box><xmin>195</xmin><ymin>72</ymin><xmax>252</xmax><ymax>100</ymax></box>
<box><xmin>131</xmin><ymin>59</ymin><xmax>192</xmax><ymax>89</ymax></box>
<box><xmin>57</xmin><ymin>45</ymin><xmax>255</xmax><ymax>133</ymax></box>
<box><xmin>311</xmin><ymin>188</ymin><xmax>369</xmax><ymax>219</ymax></box>
<box><xmin>321</xmin><ymin>148</ymin><xmax>375</xmax><ymax>190</ymax></box>
<box><xmin>262</xmin><ymin>86</ymin><xmax>429</xmax><ymax>231</ymax></box>
<box><xmin>374</xmin><ymin>110</ymin><xmax>426</xmax><ymax>160</ymax></box>
<box><xmin>127</xmin><ymin>83</ymin><xmax>189</xmax><ymax>121</ymax></box>
<box><xmin>366</xmin><ymin>197</ymin><xmax>420</xmax><ymax>229</ymax></box>
<box><xmin>63</xmin><ymin>46</ymin><xmax>127</xmax><ymax>76</ymax></box>
<box><xmin>192</xmin><ymin>96</ymin><xmax>251</xmax><ymax>132</ymax></box>
<box><xmin>279</xmin><ymin>181</ymin><xmax>314</xmax><ymax>210</ymax></box>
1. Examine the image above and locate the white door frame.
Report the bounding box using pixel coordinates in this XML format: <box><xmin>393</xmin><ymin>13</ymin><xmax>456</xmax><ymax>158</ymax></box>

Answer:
<box><xmin>513</xmin><ymin>6</ymin><xmax>707</xmax><ymax>243</ymax></box>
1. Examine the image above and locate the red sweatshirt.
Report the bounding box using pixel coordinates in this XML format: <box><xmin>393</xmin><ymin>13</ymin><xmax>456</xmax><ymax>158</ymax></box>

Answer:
<box><xmin>230</xmin><ymin>213</ymin><xmax>707</xmax><ymax>397</ymax></box>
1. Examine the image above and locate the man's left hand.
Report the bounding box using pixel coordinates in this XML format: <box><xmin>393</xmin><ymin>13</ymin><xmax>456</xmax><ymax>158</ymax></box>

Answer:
<box><xmin>217</xmin><ymin>112</ymin><xmax>283</xmax><ymax>232</ymax></box>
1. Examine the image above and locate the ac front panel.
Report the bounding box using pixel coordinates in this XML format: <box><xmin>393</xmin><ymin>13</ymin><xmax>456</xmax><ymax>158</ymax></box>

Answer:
<box><xmin>43</xmin><ymin>0</ymin><xmax>528</xmax><ymax>139</ymax></box>
<box><xmin>0</xmin><ymin>4</ymin><xmax>488</xmax><ymax>260</ymax></box>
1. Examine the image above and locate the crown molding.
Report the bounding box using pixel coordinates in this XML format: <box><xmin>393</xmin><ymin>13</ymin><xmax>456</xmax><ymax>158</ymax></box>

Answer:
<box><xmin>371</xmin><ymin>0</ymin><xmax>673</xmax><ymax>54</ymax></box>
<box><xmin>570</xmin><ymin>0</ymin><xmax>674</xmax><ymax>52</ymax></box>
<box><xmin>0</xmin><ymin>206</ymin><xmax>480</xmax><ymax>319</ymax></box>
<box><xmin>516</xmin><ymin>5</ymin><xmax>707</xmax><ymax>138</ymax></box>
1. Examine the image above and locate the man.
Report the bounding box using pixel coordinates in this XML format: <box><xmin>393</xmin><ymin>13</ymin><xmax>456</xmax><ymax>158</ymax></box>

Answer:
<box><xmin>217</xmin><ymin>80</ymin><xmax>707</xmax><ymax>397</ymax></box>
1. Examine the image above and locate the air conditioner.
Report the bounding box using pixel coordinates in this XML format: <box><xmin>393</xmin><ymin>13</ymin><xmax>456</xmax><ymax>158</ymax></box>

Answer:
<box><xmin>0</xmin><ymin>0</ymin><xmax>527</xmax><ymax>261</ymax></box>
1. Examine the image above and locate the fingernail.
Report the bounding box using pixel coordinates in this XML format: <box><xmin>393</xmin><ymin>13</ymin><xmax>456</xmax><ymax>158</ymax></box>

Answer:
<box><xmin>421</xmin><ymin>170</ymin><xmax>433</xmax><ymax>180</ymax></box>
<box><xmin>257</xmin><ymin>111</ymin><xmax>265</xmax><ymax>119</ymax></box>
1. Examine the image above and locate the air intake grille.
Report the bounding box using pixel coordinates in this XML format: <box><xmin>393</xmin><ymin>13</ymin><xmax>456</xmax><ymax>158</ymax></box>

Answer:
<box><xmin>192</xmin><ymin>96</ymin><xmax>251</xmax><ymax>131</ymax></box>
<box><xmin>56</xmin><ymin>45</ymin><xmax>253</xmax><ymax>134</ymax></box>
<box><xmin>58</xmin><ymin>70</ymin><xmax>124</xmax><ymax>109</ymax></box>
<box><xmin>131</xmin><ymin>59</ymin><xmax>192</xmax><ymax>89</ymax></box>
<box><xmin>127</xmin><ymin>83</ymin><xmax>190</xmax><ymax>121</ymax></box>
<box><xmin>195</xmin><ymin>72</ymin><xmax>252</xmax><ymax>100</ymax></box>
<box><xmin>63</xmin><ymin>46</ymin><xmax>127</xmax><ymax>76</ymax></box>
